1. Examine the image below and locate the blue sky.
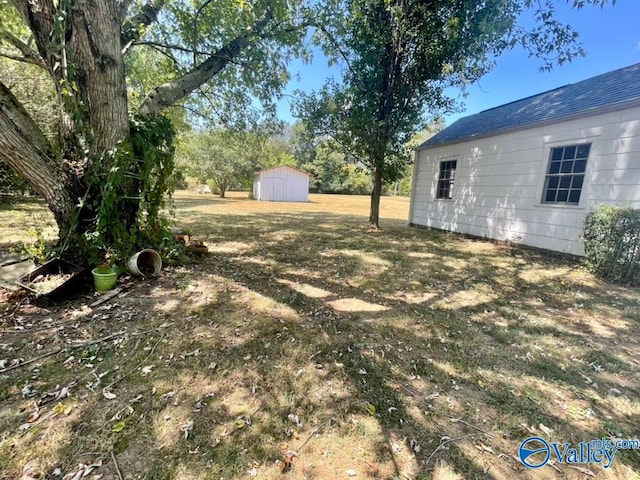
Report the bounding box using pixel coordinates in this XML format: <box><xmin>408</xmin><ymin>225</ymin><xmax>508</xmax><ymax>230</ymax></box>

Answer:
<box><xmin>277</xmin><ymin>0</ymin><xmax>640</xmax><ymax>128</ymax></box>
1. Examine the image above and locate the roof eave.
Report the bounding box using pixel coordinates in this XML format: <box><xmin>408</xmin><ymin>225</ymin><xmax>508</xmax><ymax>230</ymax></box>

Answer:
<box><xmin>256</xmin><ymin>165</ymin><xmax>312</xmax><ymax>177</ymax></box>
<box><xmin>417</xmin><ymin>97</ymin><xmax>640</xmax><ymax>151</ymax></box>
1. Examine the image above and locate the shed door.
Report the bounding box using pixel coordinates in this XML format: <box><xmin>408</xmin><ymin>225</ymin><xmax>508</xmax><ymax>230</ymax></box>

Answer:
<box><xmin>271</xmin><ymin>178</ymin><xmax>284</xmax><ymax>201</ymax></box>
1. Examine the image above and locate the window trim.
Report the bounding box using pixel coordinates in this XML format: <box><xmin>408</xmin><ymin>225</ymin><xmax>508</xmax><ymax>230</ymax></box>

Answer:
<box><xmin>541</xmin><ymin>143</ymin><xmax>590</xmax><ymax>206</ymax></box>
<box><xmin>436</xmin><ymin>159</ymin><xmax>457</xmax><ymax>200</ymax></box>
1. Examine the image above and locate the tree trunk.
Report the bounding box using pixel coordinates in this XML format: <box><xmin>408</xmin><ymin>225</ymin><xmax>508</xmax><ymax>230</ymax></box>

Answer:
<box><xmin>6</xmin><ymin>0</ymin><xmax>131</xmax><ymax>258</ymax></box>
<box><xmin>2</xmin><ymin>0</ymin><xmax>284</xmax><ymax>263</ymax></box>
<box><xmin>0</xmin><ymin>81</ymin><xmax>74</xmax><ymax>237</ymax></box>
<box><xmin>369</xmin><ymin>155</ymin><xmax>384</xmax><ymax>228</ymax></box>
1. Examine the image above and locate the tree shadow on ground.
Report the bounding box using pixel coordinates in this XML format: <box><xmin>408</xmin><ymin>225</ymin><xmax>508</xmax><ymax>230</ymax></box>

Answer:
<box><xmin>1</xmin><ymin>207</ymin><xmax>638</xmax><ymax>479</ymax></box>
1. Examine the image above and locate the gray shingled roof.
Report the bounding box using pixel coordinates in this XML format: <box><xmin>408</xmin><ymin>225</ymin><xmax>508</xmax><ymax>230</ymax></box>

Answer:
<box><xmin>420</xmin><ymin>63</ymin><xmax>640</xmax><ymax>149</ymax></box>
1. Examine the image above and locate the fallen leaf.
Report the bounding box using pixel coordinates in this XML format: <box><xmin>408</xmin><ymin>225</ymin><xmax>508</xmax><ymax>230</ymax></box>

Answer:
<box><xmin>538</xmin><ymin>423</ymin><xmax>553</xmax><ymax>436</ymax></box>
<box><xmin>521</xmin><ymin>423</ymin><xmax>536</xmax><ymax>434</ymax></box>
<box><xmin>60</xmin><ymin>461</ymin><xmax>102</xmax><ymax>480</ymax></box>
<box><xmin>409</xmin><ymin>438</ymin><xmax>420</xmax><ymax>453</ymax></box>
<box><xmin>480</xmin><ymin>443</ymin><xmax>494</xmax><ymax>454</ymax></box>
<box><xmin>129</xmin><ymin>394</ymin><xmax>143</xmax><ymax>404</ymax></box>
<box><xmin>19</xmin><ymin>459</ymin><xmax>42</xmax><ymax>480</ymax></box>
<box><xmin>53</xmin><ymin>402</ymin><xmax>64</xmax><ymax>415</ymax></box>
<box><xmin>287</xmin><ymin>413</ymin><xmax>302</xmax><ymax>427</ymax></box>
<box><xmin>26</xmin><ymin>404</ymin><xmax>40</xmax><ymax>423</ymax></box>
<box><xmin>181</xmin><ymin>420</ymin><xmax>193</xmax><ymax>439</ymax></box>
<box><xmin>161</xmin><ymin>391</ymin><xmax>176</xmax><ymax>400</ymax></box>
<box><xmin>366</xmin><ymin>404</ymin><xmax>376</xmax><ymax>416</ymax></box>
<box><xmin>141</xmin><ymin>365</ymin><xmax>154</xmax><ymax>376</ymax></box>
<box><xmin>281</xmin><ymin>450</ymin><xmax>297</xmax><ymax>473</ymax></box>
<box><xmin>112</xmin><ymin>421</ymin><xmax>126</xmax><ymax>433</ymax></box>
<box><xmin>102</xmin><ymin>389</ymin><xmax>117</xmax><ymax>400</ymax></box>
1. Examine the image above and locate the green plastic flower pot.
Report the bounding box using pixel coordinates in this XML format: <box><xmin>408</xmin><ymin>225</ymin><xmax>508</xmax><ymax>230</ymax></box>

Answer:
<box><xmin>91</xmin><ymin>267</ymin><xmax>118</xmax><ymax>292</ymax></box>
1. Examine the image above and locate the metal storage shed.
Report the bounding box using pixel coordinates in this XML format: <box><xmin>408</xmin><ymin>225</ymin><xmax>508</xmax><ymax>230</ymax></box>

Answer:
<box><xmin>253</xmin><ymin>165</ymin><xmax>311</xmax><ymax>202</ymax></box>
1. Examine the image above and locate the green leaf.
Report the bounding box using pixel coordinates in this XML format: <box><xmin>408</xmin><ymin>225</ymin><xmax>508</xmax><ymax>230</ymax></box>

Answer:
<box><xmin>112</xmin><ymin>421</ymin><xmax>126</xmax><ymax>433</ymax></box>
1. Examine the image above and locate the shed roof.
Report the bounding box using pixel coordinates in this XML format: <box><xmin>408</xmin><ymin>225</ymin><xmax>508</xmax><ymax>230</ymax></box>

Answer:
<box><xmin>255</xmin><ymin>165</ymin><xmax>312</xmax><ymax>177</ymax></box>
<box><xmin>419</xmin><ymin>63</ymin><xmax>640</xmax><ymax>149</ymax></box>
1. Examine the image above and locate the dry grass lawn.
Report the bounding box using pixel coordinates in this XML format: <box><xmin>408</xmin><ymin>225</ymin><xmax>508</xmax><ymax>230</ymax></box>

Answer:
<box><xmin>0</xmin><ymin>191</ymin><xmax>638</xmax><ymax>480</ymax></box>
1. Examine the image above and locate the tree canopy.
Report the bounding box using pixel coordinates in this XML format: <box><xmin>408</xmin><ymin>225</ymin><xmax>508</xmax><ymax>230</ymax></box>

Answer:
<box><xmin>296</xmin><ymin>0</ymin><xmax>615</xmax><ymax>227</ymax></box>
<box><xmin>0</xmin><ymin>0</ymin><xmax>617</xmax><ymax>259</ymax></box>
<box><xmin>0</xmin><ymin>0</ymin><xmax>323</xmax><ymax>262</ymax></box>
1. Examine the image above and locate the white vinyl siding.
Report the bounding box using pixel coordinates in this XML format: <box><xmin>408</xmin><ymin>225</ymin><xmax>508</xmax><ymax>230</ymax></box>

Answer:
<box><xmin>409</xmin><ymin>106</ymin><xmax>640</xmax><ymax>256</ymax></box>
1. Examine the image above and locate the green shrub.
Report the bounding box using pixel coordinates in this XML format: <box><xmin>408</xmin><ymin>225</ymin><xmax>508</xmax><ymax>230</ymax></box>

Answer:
<box><xmin>583</xmin><ymin>205</ymin><xmax>640</xmax><ymax>285</ymax></box>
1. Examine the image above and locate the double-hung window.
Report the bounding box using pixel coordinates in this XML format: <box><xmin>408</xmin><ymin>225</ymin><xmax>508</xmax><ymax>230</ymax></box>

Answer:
<box><xmin>542</xmin><ymin>144</ymin><xmax>590</xmax><ymax>204</ymax></box>
<box><xmin>436</xmin><ymin>160</ymin><xmax>456</xmax><ymax>199</ymax></box>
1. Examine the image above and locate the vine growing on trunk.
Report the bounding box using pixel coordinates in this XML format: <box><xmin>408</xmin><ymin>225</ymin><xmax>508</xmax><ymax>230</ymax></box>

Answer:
<box><xmin>69</xmin><ymin>115</ymin><xmax>180</xmax><ymax>266</ymax></box>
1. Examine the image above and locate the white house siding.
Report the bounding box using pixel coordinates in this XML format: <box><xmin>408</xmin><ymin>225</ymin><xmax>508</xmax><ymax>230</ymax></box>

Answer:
<box><xmin>254</xmin><ymin>166</ymin><xmax>310</xmax><ymax>202</ymax></box>
<box><xmin>409</xmin><ymin>106</ymin><xmax>640</xmax><ymax>256</ymax></box>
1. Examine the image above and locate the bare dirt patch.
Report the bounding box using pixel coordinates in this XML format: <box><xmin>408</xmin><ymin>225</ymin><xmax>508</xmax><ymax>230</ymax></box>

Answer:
<box><xmin>1</xmin><ymin>192</ymin><xmax>638</xmax><ymax>480</ymax></box>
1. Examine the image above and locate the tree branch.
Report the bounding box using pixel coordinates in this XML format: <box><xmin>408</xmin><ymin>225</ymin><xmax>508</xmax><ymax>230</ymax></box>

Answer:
<box><xmin>138</xmin><ymin>6</ymin><xmax>274</xmax><ymax>117</ymax></box>
<box><xmin>10</xmin><ymin>0</ymin><xmax>56</xmax><ymax>72</ymax></box>
<box><xmin>0</xmin><ymin>51</ymin><xmax>43</xmax><ymax>67</ymax></box>
<box><xmin>0</xmin><ymin>80</ymin><xmax>70</xmax><ymax>215</ymax></box>
<box><xmin>133</xmin><ymin>40</ymin><xmax>210</xmax><ymax>58</ymax></box>
<box><xmin>0</xmin><ymin>29</ymin><xmax>46</xmax><ymax>68</ymax></box>
<box><xmin>0</xmin><ymin>80</ymin><xmax>54</xmax><ymax>161</ymax></box>
<box><xmin>192</xmin><ymin>0</ymin><xmax>215</xmax><ymax>66</ymax></box>
<box><xmin>121</xmin><ymin>0</ymin><xmax>166</xmax><ymax>55</ymax></box>
<box><xmin>315</xmin><ymin>24</ymin><xmax>359</xmax><ymax>84</ymax></box>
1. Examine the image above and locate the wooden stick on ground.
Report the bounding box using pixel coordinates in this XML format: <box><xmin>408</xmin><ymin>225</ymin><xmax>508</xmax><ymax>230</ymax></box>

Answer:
<box><xmin>0</xmin><ymin>321</ymin><xmax>172</xmax><ymax>375</ymax></box>
<box><xmin>0</xmin><ymin>331</ymin><xmax>127</xmax><ymax>374</ymax></box>
<box><xmin>90</xmin><ymin>288</ymin><xmax>123</xmax><ymax>307</ymax></box>
<box><xmin>424</xmin><ymin>434</ymin><xmax>478</xmax><ymax>468</ymax></box>
<box><xmin>111</xmin><ymin>451</ymin><xmax>124</xmax><ymax>480</ymax></box>
<box><xmin>104</xmin><ymin>330</ymin><xmax>166</xmax><ymax>390</ymax></box>
<box><xmin>296</xmin><ymin>428</ymin><xmax>319</xmax><ymax>452</ymax></box>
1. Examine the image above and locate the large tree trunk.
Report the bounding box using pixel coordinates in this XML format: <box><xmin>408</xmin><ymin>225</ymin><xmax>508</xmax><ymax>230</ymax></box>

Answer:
<box><xmin>0</xmin><ymin>82</ymin><xmax>73</xmax><ymax>234</ymax></box>
<box><xmin>369</xmin><ymin>155</ymin><xmax>384</xmax><ymax>229</ymax></box>
<box><xmin>1</xmin><ymin>0</ymin><xmax>282</xmax><ymax>262</ymax></box>
<box><xmin>6</xmin><ymin>0</ymin><xmax>130</xmax><ymax>256</ymax></box>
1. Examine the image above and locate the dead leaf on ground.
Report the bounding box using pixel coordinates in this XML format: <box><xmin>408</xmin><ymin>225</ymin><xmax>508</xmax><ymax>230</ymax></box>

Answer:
<box><xmin>26</xmin><ymin>403</ymin><xmax>40</xmax><ymax>423</ymax></box>
<box><xmin>281</xmin><ymin>450</ymin><xmax>297</xmax><ymax>473</ymax></box>
<box><xmin>19</xmin><ymin>459</ymin><xmax>42</xmax><ymax>480</ymax></box>
<box><xmin>61</xmin><ymin>460</ymin><xmax>102</xmax><ymax>480</ymax></box>
<box><xmin>102</xmin><ymin>388</ymin><xmax>117</xmax><ymax>400</ymax></box>
<box><xmin>538</xmin><ymin>423</ymin><xmax>553</xmax><ymax>436</ymax></box>
<box><xmin>181</xmin><ymin>420</ymin><xmax>193</xmax><ymax>439</ymax></box>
